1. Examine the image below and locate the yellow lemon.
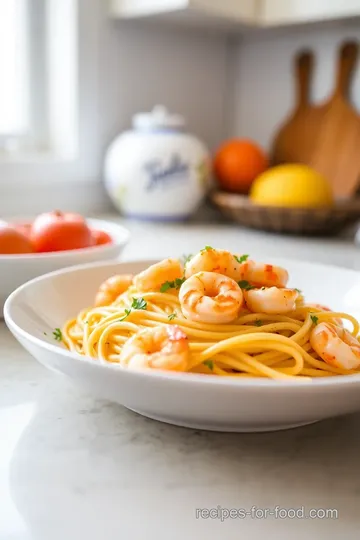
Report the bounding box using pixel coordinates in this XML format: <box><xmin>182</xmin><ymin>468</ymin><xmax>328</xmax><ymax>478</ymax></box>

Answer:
<box><xmin>250</xmin><ymin>164</ymin><xmax>333</xmax><ymax>208</ymax></box>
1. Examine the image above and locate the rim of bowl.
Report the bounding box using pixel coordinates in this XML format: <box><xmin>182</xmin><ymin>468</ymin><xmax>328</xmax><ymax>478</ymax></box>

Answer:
<box><xmin>4</xmin><ymin>257</ymin><xmax>360</xmax><ymax>390</ymax></box>
<box><xmin>0</xmin><ymin>218</ymin><xmax>130</xmax><ymax>260</ymax></box>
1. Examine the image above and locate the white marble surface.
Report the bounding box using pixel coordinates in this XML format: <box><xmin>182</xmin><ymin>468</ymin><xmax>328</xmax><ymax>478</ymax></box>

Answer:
<box><xmin>2</xmin><ymin>216</ymin><xmax>360</xmax><ymax>539</ymax></box>
<box><xmin>115</xmin><ymin>216</ymin><xmax>360</xmax><ymax>270</ymax></box>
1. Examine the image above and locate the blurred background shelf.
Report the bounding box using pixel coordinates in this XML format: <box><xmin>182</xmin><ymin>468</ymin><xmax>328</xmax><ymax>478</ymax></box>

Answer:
<box><xmin>109</xmin><ymin>0</ymin><xmax>258</xmax><ymax>32</ymax></box>
<box><xmin>109</xmin><ymin>0</ymin><xmax>360</xmax><ymax>32</ymax></box>
<box><xmin>262</xmin><ymin>0</ymin><xmax>360</xmax><ymax>27</ymax></box>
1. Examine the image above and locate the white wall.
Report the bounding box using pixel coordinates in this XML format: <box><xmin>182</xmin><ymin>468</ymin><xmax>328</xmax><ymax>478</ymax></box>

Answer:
<box><xmin>232</xmin><ymin>24</ymin><xmax>360</xmax><ymax>151</ymax></box>
<box><xmin>97</xmin><ymin>20</ymin><xmax>229</xmax><ymax>156</ymax></box>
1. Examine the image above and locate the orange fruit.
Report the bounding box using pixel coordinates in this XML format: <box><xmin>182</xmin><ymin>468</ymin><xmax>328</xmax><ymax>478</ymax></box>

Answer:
<box><xmin>214</xmin><ymin>139</ymin><xmax>268</xmax><ymax>194</ymax></box>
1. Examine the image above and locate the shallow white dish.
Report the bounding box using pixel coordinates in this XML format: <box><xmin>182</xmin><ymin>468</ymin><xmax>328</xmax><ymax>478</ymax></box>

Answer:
<box><xmin>5</xmin><ymin>258</ymin><xmax>360</xmax><ymax>433</ymax></box>
<box><xmin>0</xmin><ymin>218</ymin><xmax>130</xmax><ymax>314</ymax></box>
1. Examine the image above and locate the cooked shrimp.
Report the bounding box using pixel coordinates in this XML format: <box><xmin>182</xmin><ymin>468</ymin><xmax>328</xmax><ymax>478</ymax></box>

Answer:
<box><xmin>240</xmin><ymin>261</ymin><xmax>289</xmax><ymax>288</ymax></box>
<box><xmin>310</xmin><ymin>322</ymin><xmax>360</xmax><ymax>370</ymax></box>
<box><xmin>244</xmin><ymin>287</ymin><xmax>298</xmax><ymax>314</ymax></box>
<box><xmin>185</xmin><ymin>248</ymin><xmax>244</xmax><ymax>281</ymax></box>
<box><xmin>179</xmin><ymin>271</ymin><xmax>244</xmax><ymax>324</ymax></box>
<box><xmin>134</xmin><ymin>258</ymin><xmax>183</xmax><ymax>292</ymax></box>
<box><xmin>310</xmin><ymin>304</ymin><xmax>343</xmax><ymax>327</ymax></box>
<box><xmin>95</xmin><ymin>274</ymin><xmax>134</xmax><ymax>306</ymax></box>
<box><xmin>120</xmin><ymin>325</ymin><xmax>190</xmax><ymax>371</ymax></box>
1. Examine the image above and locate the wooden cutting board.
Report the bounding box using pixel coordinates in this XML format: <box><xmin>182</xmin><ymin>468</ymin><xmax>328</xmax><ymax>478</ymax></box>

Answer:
<box><xmin>308</xmin><ymin>41</ymin><xmax>360</xmax><ymax>198</ymax></box>
<box><xmin>271</xmin><ymin>50</ymin><xmax>317</xmax><ymax>165</ymax></box>
<box><xmin>272</xmin><ymin>41</ymin><xmax>360</xmax><ymax>198</ymax></box>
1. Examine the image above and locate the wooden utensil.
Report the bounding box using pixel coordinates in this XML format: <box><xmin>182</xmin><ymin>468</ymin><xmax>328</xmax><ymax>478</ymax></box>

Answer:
<box><xmin>271</xmin><ymin>50</ymin><xmax>317</xmax><ymax>165</ymax></box>
<box><xmin>308</xmin><ymin>41</ymin><xmax>360</xmax><ymax>198</ymax></box>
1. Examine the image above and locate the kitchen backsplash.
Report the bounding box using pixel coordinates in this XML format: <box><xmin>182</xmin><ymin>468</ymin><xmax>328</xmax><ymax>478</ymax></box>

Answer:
<box><xmin>232</xmin><ymin>23</ymin><xmax>360</xmax><ymax>149</ymax></box>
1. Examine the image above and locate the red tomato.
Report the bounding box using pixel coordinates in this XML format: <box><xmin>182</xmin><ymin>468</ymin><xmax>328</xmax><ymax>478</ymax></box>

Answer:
<box><xmin>31</xmin><ymin>211</ymin><xmax>94</xmax><ymax>253</ymax></box>
<box><xmin>0</xmin><ymin>224</ymin><xmax>34</xmax><ymax>254</ymax></box>
<box><xmin>91</xmin><ymin>229</ymin><xmax>113</xmax><ymax>246</ymax></box>
<box><xmin>13</xmin><ymin>220</ymin><xmax>32</xmax><ymax>238</ymax></box>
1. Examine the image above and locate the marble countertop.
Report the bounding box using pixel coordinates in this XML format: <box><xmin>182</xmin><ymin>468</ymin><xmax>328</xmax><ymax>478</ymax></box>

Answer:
<box><xmin>2</xmin><ymin>216</ymin><xmax>360</xmax><ymax>540</ymax></box>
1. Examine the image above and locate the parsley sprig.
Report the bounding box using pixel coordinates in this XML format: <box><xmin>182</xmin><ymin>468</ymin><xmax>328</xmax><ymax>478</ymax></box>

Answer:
<box><xmin>160</xmin><ymin>277</ymin><xmax>186</xmax><ymax>293</ymax></box>
<box><xmin>254</xmin><ymin>320</ymin><xmax>263</xmax><ymax>327</ymax></box>
<box><xmin>310</xmin><ymin>315</ymin><xmax>319</xmax><ymax>325</ymax></box>
<box><xmin>119</xmin><ymin>297</ymin><xmax>147</xmax><ymax>321</ymax></box>
<box><xmin>234</xmin><ymin>254</ymin><xmax>249</xmax><ymax>264</ymax></box>
<box><xmin>204</xmin><ymin>360</ymin><xmax>214</xmax><ymax>371</ymax></box>
<box><xmin>200</xmin><ymin>245</ymin><xmax>213</xmax><ymax>253</ymax></box>
<box><xmin>168</xmin><ymin>312</ymin><xmax>177</xmax><ymax>321</ymax></box>
<box><xmin>132</xmin><ymin>297</ymin><xmax>147</xmax><ymax>310</ymax></box>
<box><xmin>120</xmin><ymin>309</ymin><xmax>132</xmax><ymax>321</ymax></box>
<box><xmin>238</xmin><ymin>280</ymin><xmax>255</xmax><ymax>291</ymax></box>
<box><xmin>53</xmin><ymin>328</ymin><xmax>63</xmax><ymax>341</ymax></box>
<box><xmin>182</xmin><ymin>254</ymin><xmax>193</xmax><ymax>265</ymax></box>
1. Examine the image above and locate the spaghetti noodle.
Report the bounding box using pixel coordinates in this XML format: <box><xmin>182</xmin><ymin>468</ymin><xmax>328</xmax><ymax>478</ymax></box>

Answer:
<box><xmin>62</xmin><ymin>250</ymin><xmax>360</xmax><ymax>381</ymax></box>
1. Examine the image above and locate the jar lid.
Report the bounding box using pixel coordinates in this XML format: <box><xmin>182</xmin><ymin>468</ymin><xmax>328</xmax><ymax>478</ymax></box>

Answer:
<box><xmin>132</xmin><ymin>105</ymin><xmax>185</xmax><ymax>131</ymax></box>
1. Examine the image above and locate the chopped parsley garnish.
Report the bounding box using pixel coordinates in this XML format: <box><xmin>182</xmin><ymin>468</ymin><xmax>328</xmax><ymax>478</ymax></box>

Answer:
<box><xmin>160</xmin><ymin>277</ymin><xmax>186</xmax><ymax>293</ymax></box>
<box><xmin>160</xmin><ymin>281</ymin><xmax>172</xmax><ymax>293</ymax></box>
<box><xmin>234</xmin><ymin>254</ymin><xmax>249</xmax><ymax>264</ymax></box>
<box><xmin>168</xmin><ymin>312</ymin><xmax>177</xmax><ymax>321</ymax></box>
<box><xmin>119</xmin><ymin>308</ymin><xmax>132</xmax><ymax>321</ymax></box>
<box><xmin>200</xmin><ymin>245</ymin><xmax>213</xmax><ymax>253</ymax></box>
<box><xmin>182</xmin><ymin>254</ymin><xmax>193</xmax><ymax>265</ymax></box>
<box><xmin>295</xmin><ymin>288</ymin><xmax>302</xmax><ymax>294</ymax></box>
<box><xmin>53</xmin><ymin>328</ymin><xmax>62</xmax><ymax>341</ymax></box>
<box><xmin>254</xmin><ymin>320</ymin><xmax>263</xmax><ymax>327</ymax></box>
<box><xmin>43</xmin><ymin>332</ymin><xmax>47</xmax><ymax>336</ymax></box>
<box><xmin>131</xmin><ymin>297</ymin><xmax>147</xmax><ymax>310</ymax></box>
<box><xmin>238</xmin><ymin>280</ymin><xmax>255</xmax><ymax>291</ymax></box>
<box><xmin>261</xmin><ymin>287</ymin><xmax>266</xmax><ymax>291</ymax></box>
<box><xmin>311</xmin><ymin>315</ymin><xmax>319</xmax><ymax>325</ymax></box>
<box><xmin>119</xmin><ymin>297</ymin><xmax>147</xmax><ymax>321</ymax></box>
<box><xmin>204</xmin><ymin>360</ymin><xmax>214</xmax><ymax>371</ymax></box>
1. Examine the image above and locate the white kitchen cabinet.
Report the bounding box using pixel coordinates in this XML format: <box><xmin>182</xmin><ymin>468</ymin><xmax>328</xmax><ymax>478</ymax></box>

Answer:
<box><xmin>109</xmin><ymin>0</ymin><xmax>259</xmax><ymax>26</ymax></box>
<box><xmin>110</xmin><ymin>0</ymin><xmax>360</xmax><ymax>29</ymax></box>
<box><xmin>261</xmin><ymin>0</ymin><xmax>360</xmax><ymax>26</ymax></box>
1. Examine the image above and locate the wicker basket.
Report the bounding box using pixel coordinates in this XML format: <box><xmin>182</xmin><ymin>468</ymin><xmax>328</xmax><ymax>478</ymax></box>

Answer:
<box><xmin>210</xmin><ymin>191</ymin><xmax>360</xmax><ymax>235</ymax></box>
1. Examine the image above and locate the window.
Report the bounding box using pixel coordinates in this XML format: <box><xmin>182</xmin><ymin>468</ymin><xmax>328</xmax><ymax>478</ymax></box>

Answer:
<box><xmin>0</xmin><ymin>0</ymin><xmax>78</xmax><ymax>159</ymax></box>
<box><xmin>0</xmin><ymin>0</ymin><xmax>103</xmax><ymax>217</ymax></box>
<box><xmin>0</xmin><ymin>0</ymin><xmax>29</xmax><ymax>142</ymax></box>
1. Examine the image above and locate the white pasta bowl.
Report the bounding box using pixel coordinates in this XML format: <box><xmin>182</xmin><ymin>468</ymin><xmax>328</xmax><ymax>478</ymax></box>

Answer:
<box><xmin>0</xmin><ymin>218</ymin><xmax>130</xmax><ymax>314</ymax></box>
<box><xmin>4</xmin><ymin>258</ymin><xmax>360</xmax><ymax>433</ymax></box>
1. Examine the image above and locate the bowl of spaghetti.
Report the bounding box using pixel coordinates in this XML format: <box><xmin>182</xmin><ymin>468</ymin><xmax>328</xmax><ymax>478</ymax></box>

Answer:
<box><xmin>5</xmin><ymin>250</ymin><xmax>360</xmax><ymax>432</ymax></box>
